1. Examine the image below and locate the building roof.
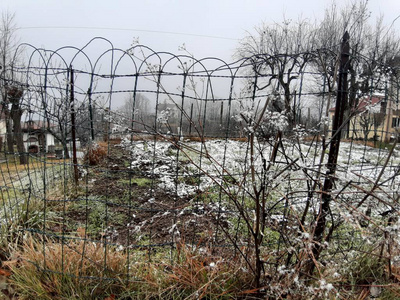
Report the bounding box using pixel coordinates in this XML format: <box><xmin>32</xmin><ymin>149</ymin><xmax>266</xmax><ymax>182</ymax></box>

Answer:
<box><xmin>355</xmin><ymin>95</ymin><xmax>384</xmax><ymax>112</ymax></box>
<box><xmin>329</xmin><ymin>95</ymin><xmax>385</xmax><ymax>113</ymax></box>
<box><xmin>21</xmin><ymin>120</ymin><xmax>56</xmax><ymax>131</ymax></box>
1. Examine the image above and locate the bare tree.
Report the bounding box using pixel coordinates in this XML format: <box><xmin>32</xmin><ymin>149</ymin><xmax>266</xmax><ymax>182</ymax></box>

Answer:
<box><xmin>357</xmin><ymin>108</ymin><xmax>386</xmax><ymax>142</ymax></box>
<box><xmin>311</xmin><ymin>1</ymin><xmax>400</xmax><ymax>129</ymax></box>
<box><xmin>117</xmin><ymin>92</ymin><xmax>151</xmax><ymax>131</ymax></box>
<box><xmin>0</xmin><ymin>12</ymin><xmax>26</xmax><ymax>163</ymax></box>
<box><xmin>236</xmin><ymin>18</ymin><xmax>317</xmax><ymax>126</ymax></box>
<box><xmin>7</xmin><ymin>85</ymin><xmax>27</xmax><ymax>164</ymax></box>
<box><xmin>358</xmin><ymin>111</ymin><xmax>374</xmax><ymax>141</ymax></box>
<box><xmin>0</xmin><ymin>11</ymin><xmax>20</xmax><ymax>153</ymax></box>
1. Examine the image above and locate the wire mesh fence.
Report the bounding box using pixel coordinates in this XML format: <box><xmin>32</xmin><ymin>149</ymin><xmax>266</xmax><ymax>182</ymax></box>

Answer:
<box><xmin>1</xmin><ymin>36</ymin><xmax>400</xmax><ymax>298</ymax></box>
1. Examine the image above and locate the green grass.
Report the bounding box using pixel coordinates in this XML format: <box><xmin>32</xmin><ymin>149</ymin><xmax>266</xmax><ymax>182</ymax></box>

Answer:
<box><xmin>372</xmin><ymin>140</ymin><xmax>396</xmax><ymax>150</ymax></box>
<box><xmin>118</xmin><ymin>177</ymin><xmax>153</xmax><ymax>187</ymax></box>
<box><xmin>177</xmin><ymin>174</ymin><xmax>201</xmax><ymax>186</ymax></box>
<box><xmin>132</xmin><ymin>177</ymin><xmax>152</xmax><ymax>187</ymax></box>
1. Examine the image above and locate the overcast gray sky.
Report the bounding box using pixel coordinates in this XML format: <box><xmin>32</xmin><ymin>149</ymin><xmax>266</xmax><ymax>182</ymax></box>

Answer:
<box><xmin>1</xmin><ymin>0</ymin><xmax>400</xmax><ymax>62</ymax></box>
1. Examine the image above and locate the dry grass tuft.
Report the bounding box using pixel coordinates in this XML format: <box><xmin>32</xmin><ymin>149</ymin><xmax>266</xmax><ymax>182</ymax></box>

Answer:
<box><xmin>7</xmin><ymin>236</ymin><xmax>255</xmax><ymax>299</ymax></box>
<box><xmin>166</xmin><ymin>243</ymin><xmax>254</xmax><ymax>299</ymax></box>
<box><xmin>9</xmin><ymin>236</ymin><xmax>129</xmax><ymax>299</ymax></box>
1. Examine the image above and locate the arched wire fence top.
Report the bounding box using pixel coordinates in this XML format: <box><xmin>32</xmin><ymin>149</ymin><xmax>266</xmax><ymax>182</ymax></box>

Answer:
<box><xmin>9</xmin><ymin>38</ymin><xmax>398</xmax><ymax>84</ymax></box>
<box><xmin>11</xmin><ymin>39</ymin><xmax>398</xmax><ymax>115</ymax></box>
<box><xmin>16</xmin><ymin>40</ymin><xmax>282</xmax><ymax>80</ymax></box>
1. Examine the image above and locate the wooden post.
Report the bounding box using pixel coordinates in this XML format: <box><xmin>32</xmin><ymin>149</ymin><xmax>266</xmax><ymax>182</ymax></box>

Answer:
<box><xmin>70</xmin><ymin>67</ymin><xmax>79</xmax><ymax>185</ymax></box>
<box><xmin>189</xmin><ymin>103</ymin><xmax>193</xmax><ymax>136</ymax></box>
<box><xmin>310</xmin><ymin>32</ymin><xmax>350</xmax><ymax>273</ymax></box>
<box><xmin>88</xmin><ymin>86</ymin><xmax>95</xmax><ymax>141</ymax></box>
<box><xmin>220</xmin><ymin>101</ymin><xmax>224</xmax><ymax>126</ymax></box>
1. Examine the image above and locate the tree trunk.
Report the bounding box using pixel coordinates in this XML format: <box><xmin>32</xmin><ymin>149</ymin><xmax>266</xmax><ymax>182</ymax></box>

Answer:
<box><xmin>63</xmin><ymin>142</ymin><xmax>70</xmax><ymax>159</ymax></box>
<box><xmin>11</xmin><ymin>104</ymin><xmax>27</xmax><ymax>164</ymax></box>
<box><xmin>8</xmin><ymin>86</ymin><xmax>26</xmax><ymax>164</ymax></box>
<box><xmin>2</xmin><ymin>104</ymin><xmax>14</xmax><ymax>153</ymax></box>
<box><xmin>6</xmin><ymin>118</ymin><xmax>14</xmax><ymax>153</ymax></box>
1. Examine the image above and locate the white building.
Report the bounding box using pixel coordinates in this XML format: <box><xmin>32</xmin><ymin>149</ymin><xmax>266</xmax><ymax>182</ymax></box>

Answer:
<box><xmin>22</xmin><ymin>120</ymin><xmax>55</xmax><ymax>153</ymax></box>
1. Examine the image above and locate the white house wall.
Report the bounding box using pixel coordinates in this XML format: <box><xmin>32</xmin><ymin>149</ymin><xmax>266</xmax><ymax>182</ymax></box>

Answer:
<box><xmin>23</xmin><ymin>133</ymin><xmax>34</xmax><ymax>152</ymax></box>
<box><xmin>0</xmin><ymin>121</ymin><xmax>5</xmax><ymax>135</ymax></box>
<box><xmin>23</xmin><ymin>132</ymin><xmax>56</xmax><ymax>152</ymax></box>
<box><xmin>46</xmin><ymin>133</ymin><xmax>55</xmax><ymax>151</ymax></box>
<box><xmin>0</xmin><ymin>121</ymin><xmax>6</xmax><ymax>143</ymax></box>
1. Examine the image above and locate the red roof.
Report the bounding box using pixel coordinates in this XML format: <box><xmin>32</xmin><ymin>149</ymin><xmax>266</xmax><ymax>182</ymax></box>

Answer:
<box><xmin>329</xmin><ymin>95</ymin><xmax>384</xmax><ymax>113</ymax></box>
<box><xmin>21</xmin><ymin>120</ymin><xmax>56</xmax><ymax>130</ymax></box>
<box><xmin>355</xmin><ymin>95</ymin><xmax>383</xmax><ymax>112</ymax></box>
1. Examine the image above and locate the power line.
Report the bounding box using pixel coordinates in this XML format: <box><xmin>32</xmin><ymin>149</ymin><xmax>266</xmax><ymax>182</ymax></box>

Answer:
<box><xmin>17</xmin><ymin>26</ymin><xmax>239</xmax><ymax>41</ymax></box>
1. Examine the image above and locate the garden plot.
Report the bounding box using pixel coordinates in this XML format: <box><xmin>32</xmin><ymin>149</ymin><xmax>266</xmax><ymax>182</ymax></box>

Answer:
<box><xmin>3</xmin><ymin>137</ymin><xmax>399</xmax><ymax>300</ymax></box>
<box><xmin>6</xmin><ymin>138</ymin><xmax>396</xmax><ymax>264</ymax></box>
<box><xmin>122</xmin><ymin>137</ymin><xmax>399</xmax><ymax>195</ymax></box>
<box><xmin>121</xmin><ymin>137</ymin><xmax>400</xmax><ymax>235</ymax></box>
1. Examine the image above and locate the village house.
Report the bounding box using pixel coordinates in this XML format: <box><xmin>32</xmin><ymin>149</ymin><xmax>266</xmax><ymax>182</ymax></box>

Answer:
<box><xmin>329</xmin><ymin>94</ymin><xmax>400</xmax><ymax>142</ymax></box>
<box><xmin>0</xmin><ymin>117</ymin><xmax>58</xmax><ymax>154</ymax></box>
<box><xmin>22</xmin><ymin>120</ymin><xmax>56</xmax><ymax>153</ymax></box>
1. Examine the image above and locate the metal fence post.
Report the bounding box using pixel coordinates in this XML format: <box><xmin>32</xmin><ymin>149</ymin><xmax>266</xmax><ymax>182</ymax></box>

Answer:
<box><xmin>312</xmin><ymin>31</ymin><xmax>350</xmax><ymax>269</ymax></box>
<box><xmin>70</xmin><ymin>67</ymin><xmax>79</xmax><ymax>185</ymax></box>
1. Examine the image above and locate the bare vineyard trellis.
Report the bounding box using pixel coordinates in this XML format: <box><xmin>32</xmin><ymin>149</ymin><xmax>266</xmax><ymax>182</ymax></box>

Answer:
<box><xmin>1</xmin><ymin>34</ymin><xmax>400</xmax><ymax>297</ymax></box>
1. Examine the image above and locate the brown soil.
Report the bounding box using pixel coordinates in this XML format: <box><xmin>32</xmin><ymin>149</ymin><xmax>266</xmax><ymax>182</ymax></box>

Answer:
<box><xmin>56</xmin><ymin>141</ymin><xmax>227</xmax><ymax>249</ymax></box>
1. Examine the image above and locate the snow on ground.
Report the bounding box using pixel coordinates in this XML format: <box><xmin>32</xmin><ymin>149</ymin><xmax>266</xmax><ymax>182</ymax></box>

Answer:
<box><xmin>121</xmin><ymin>137</ymin><xmax>399</xmax><ymax>206</ymax></box>
<box><xmin>119</xmin><ymin>136</ymin><xmax>400</xmax><ymax>244</ymax></box>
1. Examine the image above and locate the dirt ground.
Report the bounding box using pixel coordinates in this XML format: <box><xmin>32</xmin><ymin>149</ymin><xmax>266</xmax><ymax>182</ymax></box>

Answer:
<box><xmin>56</xmin><ymin>141</ymin><xmax>228</xmax><ymax>250</ymax></box>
